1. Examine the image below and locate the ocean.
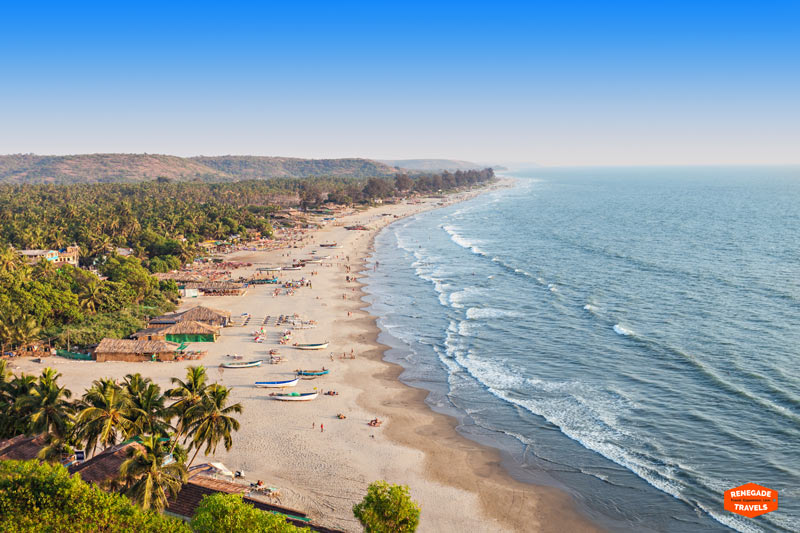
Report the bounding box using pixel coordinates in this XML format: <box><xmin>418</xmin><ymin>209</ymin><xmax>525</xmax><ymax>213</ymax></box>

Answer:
<box><xmin>363</xmin><ymin>167</ymin><xmax>800</xmax><ymax>533</ymax></box>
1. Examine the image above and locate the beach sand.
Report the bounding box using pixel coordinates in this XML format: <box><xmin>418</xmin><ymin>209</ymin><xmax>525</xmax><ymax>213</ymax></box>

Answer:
<box><xmin>11</xmin><ymin>183</ymin><xmax>600</xmax><ymax>532</ymax></box>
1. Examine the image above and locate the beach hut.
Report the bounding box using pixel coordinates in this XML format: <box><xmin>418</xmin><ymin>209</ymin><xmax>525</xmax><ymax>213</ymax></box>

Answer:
<box><xmin>159</xmin><ymin>321</ymin><xmax>219</xmax><ymax>343</ymax></box>
<box><xmin>93</xmin><ymin>338</ymin><xmax>179</xmax><ymax>362</ymax></box>
<box><xmin>68</xmin><ymin>442</ymin><xmax>144</xmax><ymax>489</ymax></box>
<box><xmin>150</xmin><ymin>305</ymin><xmax>232</xmax><ymax>327</ymax></box>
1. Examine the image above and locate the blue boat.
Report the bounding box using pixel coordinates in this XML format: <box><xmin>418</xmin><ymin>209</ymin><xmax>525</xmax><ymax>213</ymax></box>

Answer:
<box><xmin>296</xmin><ymin>369</ymin><xmax>330</xmax><ymax>376</ymax></box>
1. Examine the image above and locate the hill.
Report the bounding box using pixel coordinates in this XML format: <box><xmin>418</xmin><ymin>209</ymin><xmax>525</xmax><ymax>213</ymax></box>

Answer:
<box><xmin>192</xmin><ymin>155</ymin><xmax>398</xmax><ymax>179</ymax></box>
<box><xmin>0</xmin><ymin>154</ymin><xmax>399</xmax><ymax>184</ymax></box>
<box><xmin>379</xmin><ymin>159</ymin><xmax>485</xmax><ymax>172</ymax></box>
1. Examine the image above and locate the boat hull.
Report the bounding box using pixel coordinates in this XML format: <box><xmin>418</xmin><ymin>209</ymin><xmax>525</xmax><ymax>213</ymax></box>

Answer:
<box><xmin>295</xmin><ymin>343</ymin><xmax>329</xmax><ymax>350</ymax></box>
<box><xmin>272</xmin><ymin>392</ymin><xmax>318</xmax><ymax>401</ymax></box>
<box><xmin>255</xmin><ymin>378</ymin><xmax>299</xmax><ymax>388</ymax></box>
<box><xmin>221</xmin><ymin>360</ymin><xmax>263</xmax><ymax>368</ymax></box>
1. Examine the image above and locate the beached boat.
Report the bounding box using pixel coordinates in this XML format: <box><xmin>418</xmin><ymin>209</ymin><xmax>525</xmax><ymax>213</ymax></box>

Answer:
<box><xmin>221</xmin><ymin>360</ymin><xmax>263</xmax><ymax>368</ymax></box>
<box><xmin>255</xmin><ymin>378</ymin><xmax>299</xmax><ymax>388</ymax></box>
<box><xmin>319</xmin><ymin>243</ymin><xmax>338</xmax><ymax>247</ymax></box>
<box><xmin>271</xmin><ymin>391</ymin><xmax>319</xmax><ymax>401</ymax></box>
<box><xmin>302</xmin><ymin>259</ymin><xmax>322</xmax><ymax>264</ymax></box>
<box><xmin>296</xmin><ymin>369</ymin><xmax>330</xmax><ymax>376</ymax></box>
<box><xmin>294</xmin><ymin>342</ymin><xmax>329</xmax><ymax>350</ymax></box>
<box><xmin>281</xmin><ymin>266</ymin><xmax>302</xmax><ymax>271</ymax></box>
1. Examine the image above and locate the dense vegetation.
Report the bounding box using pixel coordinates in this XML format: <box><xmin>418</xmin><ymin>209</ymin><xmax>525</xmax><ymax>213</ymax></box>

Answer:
<box><xmin>191</xmin><ymin>493</ymin><xmax>307</xmax><ymax>532</ymax></box>
<box><xmin>0</xmin><ymin>459</ymin><xmax>189</xmax><ymax>532</ymax></box>
<box><xmin>353</xmin><ymin>480</ymin><xmax>421</xmax><ymax>533</ymax></box>
<box><xmin>0</xmin><ymin>250</ymin><xmax>177</xmax><ymax>350</ymax></box>
<box><xmin>0</xmin><ymin>168</ymin><xmax>494</xmax><ymax>268</ymax></box>
<box><xmin>0</xmin><ymin>365</ymin><xmax>241</xmax><ymax>508</ymax></box>
<box><xmin>0</xmin><ymin>154</ymin><xmax>398</xmax><ymax>184</ymax></box>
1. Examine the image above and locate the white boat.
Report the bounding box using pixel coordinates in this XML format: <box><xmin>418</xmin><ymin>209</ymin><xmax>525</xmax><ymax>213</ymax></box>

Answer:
<box><xmin>271</xmin><ymin>391</ymin><xmax>319</xmax><ymax>401</ymax></box>
<box><xmin>255</xmin><ymin>378</ymin><xmax>299</xmax><ymax>388</ymax></box>
<box><xmin>221</xmin><ymin>360</ymin><xmax>263</xmax><ymax>369</ymax></box>
<box><xmin>281</xmin><ymin>266</ymin><xmax>303</xmax><ymax>271</ymax></box>
<box><xmin>294</xmin><ymin>342</ymin><xmax>329</xmax><ymax>350</ymax></box>
<box><xmin>302</xmin><ymin>259</ymin><xmax>322</xmax><ymax>264</ymax></box>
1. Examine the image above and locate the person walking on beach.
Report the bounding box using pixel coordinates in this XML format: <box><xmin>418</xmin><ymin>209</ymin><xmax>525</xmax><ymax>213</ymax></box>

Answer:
<box><xmin>320</xmin><ymin>423</ymin><xmax>324</xmax><ymax>433</ymax></box>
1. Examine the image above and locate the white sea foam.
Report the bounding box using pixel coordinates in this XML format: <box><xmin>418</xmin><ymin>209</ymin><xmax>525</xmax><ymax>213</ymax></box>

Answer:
<box><xmin>465</xmin><ymin>307</ymin><xmax>523</xmax><ymax>320</ymax></box>
<box><xmin>442</xmin><ymin>224</ymin><xmax>487</xmax><ymax>256</ymax></box>
<box><xmin>613</xmin><ymin>324</ymin><xmax>634</xmax><ymax>336</ymax></box>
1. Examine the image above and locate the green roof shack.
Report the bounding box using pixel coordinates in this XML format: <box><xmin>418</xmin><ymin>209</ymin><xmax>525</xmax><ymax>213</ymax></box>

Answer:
<box><xmin>132</xmin><ymin>320</ymin><xmax>219</xmax><ymax>343</ymax></box>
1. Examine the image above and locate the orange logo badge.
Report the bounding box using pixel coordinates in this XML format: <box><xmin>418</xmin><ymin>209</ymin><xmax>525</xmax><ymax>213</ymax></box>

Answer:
<box><xmin>724</xmin><ymin>483</ymin><xmax>778</xmax><ymax>518</ymax></box>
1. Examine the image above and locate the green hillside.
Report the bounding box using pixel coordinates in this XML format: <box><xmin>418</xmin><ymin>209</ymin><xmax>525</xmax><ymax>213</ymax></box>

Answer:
<box><xmin>0</xmin><ymin>153</ymin><xmax>399</xmax><ymax>184</ymax></box>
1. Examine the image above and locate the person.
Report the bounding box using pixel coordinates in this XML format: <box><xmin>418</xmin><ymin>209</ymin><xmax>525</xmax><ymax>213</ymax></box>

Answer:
<box><xmin>320</xmin><ymin>423</ymin><xmax>324</xmax><ymax>432</ymax></box>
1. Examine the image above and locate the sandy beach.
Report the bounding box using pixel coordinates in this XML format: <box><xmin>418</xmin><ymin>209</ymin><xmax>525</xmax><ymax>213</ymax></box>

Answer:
<box><xmin>10</xmin><ymin>183</ymin><xmax>600</xmax><ymax>533</ymax></box>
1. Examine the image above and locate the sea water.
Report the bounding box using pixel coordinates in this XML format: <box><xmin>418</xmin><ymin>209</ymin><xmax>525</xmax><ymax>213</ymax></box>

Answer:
<box><xmin>363</xmin><ymin>167</ymin><xmax>800</xmax><ymax>532</ymax></box>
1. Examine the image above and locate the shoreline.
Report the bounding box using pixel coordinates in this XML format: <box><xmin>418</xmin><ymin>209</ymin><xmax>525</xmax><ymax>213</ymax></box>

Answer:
<box><xmin>349</xmin><ymin>185</ymin><xmax>602</xmax><ymax>533</ymax></box>
<box><xmin>9</xmin><ymin>180</ymin><xmax>600</xmax><ymax>532</ymax></box>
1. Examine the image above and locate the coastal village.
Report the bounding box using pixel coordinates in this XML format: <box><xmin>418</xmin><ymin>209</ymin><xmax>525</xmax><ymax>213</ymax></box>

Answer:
<box><xmin>1</xmin><ymin>184</ymin><xmax>551</xmax><ymax>533</ymax></box>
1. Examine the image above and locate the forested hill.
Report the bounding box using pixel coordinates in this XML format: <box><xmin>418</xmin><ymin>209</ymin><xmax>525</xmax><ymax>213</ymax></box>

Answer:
<box><xmin>192</xmin><ymin>156</ymin><xmax>398</xmax><ymax>179</ymax></box>
<box><xmin>0</xmin><ymin>154</ymin><xmax>399</xmax><ymax>184</ymax></box>
<box><xmin>379</xmin><ymin>159</ymin><xmax>484</xmax><ymax>171</ymax></box>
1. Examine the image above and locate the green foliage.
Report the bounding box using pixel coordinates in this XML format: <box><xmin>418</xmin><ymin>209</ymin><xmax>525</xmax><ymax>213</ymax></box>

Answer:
<box><xmin>0</xmin><ymin>251</ymin><xmax>176</xmax><ymax>351</ymax></box>
<box><xmin>353</xmin><ymin>480</ymin><xmax>421</xmax><ymax>533</ymax></box>
<box><xmin>0</xmin><ymin>459</ymin><xmax>190</xmax><ymax>532</ymax></box>
<box><xmin>190</xmin><ymin>493</ymin><xmax>308</xmax><ymax>533</ymax></box>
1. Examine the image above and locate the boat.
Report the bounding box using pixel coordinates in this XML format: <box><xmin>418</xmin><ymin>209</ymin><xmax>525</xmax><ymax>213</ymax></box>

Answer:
<box><xmin>319</xmin><ymin>243</ymin><xmax>338</xmax><ymax>247</ymax></box>
<box><xmin>302</xmin><ymin>259</ymin><xmax>322</xmax><ymax>264</ymax></box>
<box><xmin>281</xmin><ymin>266</ymin><xmax>302</xmax><ymax>271</ymax></box>
<box><xmin>255</xmin><ymin>378</ymin><xmax>299</xmax><ymax>388</ymax></box>
<box><xmin>296</xmin><ymin>369</ymin><xmax>330</xmax><ymax>376</ymax></box>
<box><xmin>271</xmin><ymin>392</ymin><xmax>319</xmax><ymax>401</ymax></box>
<box><xmin>221</xmin><ymin>360</ymin><xmax>263</xmax><ymax>369</ymax></box>
<box><xmin>294</xmin><ymin>342</ymin><xmax>329</xmax><ymax>350</ymax></box>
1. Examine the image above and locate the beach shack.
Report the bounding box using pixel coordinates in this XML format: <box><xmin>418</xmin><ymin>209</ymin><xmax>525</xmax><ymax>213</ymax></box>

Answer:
<box><xmin>93</xmin><ymin>338</ymin><xmax>179</xmax><ymax>362</ymax></box>
<box><xmin>131</xmin><ymin>320</ymin><xmax>219</xmax><ymax>343</ymax></box>
<box><xmin>68</xmin><ymin>442</ymin><xmax>144</xmax><ymax>489</ymax></box>
<box><xmin>150</xmin><ymin>305</ymin><xmax>232</xmax><ymax>328</ymax></box>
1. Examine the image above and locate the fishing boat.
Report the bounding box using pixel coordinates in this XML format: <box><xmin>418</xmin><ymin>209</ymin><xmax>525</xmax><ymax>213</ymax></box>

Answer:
<box><xmin>281</xmin><ymin>266</ymin><xmax>302</xmax><ymax>271</ymax></box>
<box><xmin>302</xmin><ymin>259</ymin><xmax>322</xmax><ymax>264</ymax></box>
<box><xmin>294</xmin><ymin>342</ymin><xmax>329</xmax><ymax>350</ymax></box>
<box><xmin>221</xmin><ymin>360</ymin><xmax>263</xmax><ymax>369</ymax></box>
<box><xmin>319</xmin><ymin>243</ymin><xmax>338</xmax><ymax>247</ymax></box>
<box><xmin>296</xmin><ymin>369</ymin><xmax>330</xmax><ymax>376</ymax></box>
<box><xmin>255</xmin><ymin>378</ymin><xmax>299</xmax><ymax>388</ymax></box>
<box><xmin>271</xmin><ymin>391</ymin><xmax>319</xmax><ymax>401</ymax></box>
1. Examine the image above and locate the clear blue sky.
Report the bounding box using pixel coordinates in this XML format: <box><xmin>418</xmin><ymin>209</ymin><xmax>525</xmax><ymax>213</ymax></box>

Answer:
<box><xmin>1</xmin><ymin>1</ymin><xmax>798</xmax><ymax>165</ymax></box>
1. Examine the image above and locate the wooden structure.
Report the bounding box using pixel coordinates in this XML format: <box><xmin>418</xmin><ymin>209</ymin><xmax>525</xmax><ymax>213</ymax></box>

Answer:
<box><xmin>184</xmin><ymin>281</ymin><xmax>246</xmax><ymax>296</ymax></box>
<box><xmin>93</xmin><ymin>339</ymin><xmax>179</xmax><ymax>362</ymax></box>
<box><xmin>132</xmin><ymin>320</ymin><xmax>219</xmax><ymax>343</ymax></box>
<box><xmin>150</xmin><ymin>306</ymin><xmax>231</xmax><ymax>327</ymax></box>
<box><xmin>166</xmin><ymin>475</ymin><xmax>343</xmax><ymax>533</ymax></box>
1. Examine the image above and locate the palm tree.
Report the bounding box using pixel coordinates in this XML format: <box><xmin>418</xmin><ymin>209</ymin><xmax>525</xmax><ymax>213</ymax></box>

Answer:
<box><xmin>166</xmin><ymin>366</ymin><xmax>208</xmax><ymax>453</ymax></box>
<box><xmin>78</xmin><ymin>280</ymin><xmax>103</xmax><ymax>314</ymax></box>
<box><xmin>2</xmin><ymin>373</ymin><xmax>36</xmax><ymax>437</ymax></box>
<box><xmin>0</xmin><ymin>246</ymin><xmax>20</xmax><ymax>272</ymax></box>
<box><xmin>125</xmin><ymin>374</ymin><xmax>171</xmax><ymax>438</ymax></box>
<box><xmin>185</xmin><ymin>384</ymin><xmax>242</xmax><ymax>466</ymax></box>
<box><xmin>74</xmin><ymin>379</ymin><xmax>133</xmax><ymax>456</ymax></box>
<box><xmin>120</xmin><ymin>435</ymin><xmax>187</xmax><ymax>511</ymax></box>
<box><xmin>12</xmin><ymin>316</ymin><xmax>41</xmax><ymax>351</ymax></box>
<box><xmin>19</xmin><ymin>368</ymin><xmax>74</xmax><ymax>438</ymax></box>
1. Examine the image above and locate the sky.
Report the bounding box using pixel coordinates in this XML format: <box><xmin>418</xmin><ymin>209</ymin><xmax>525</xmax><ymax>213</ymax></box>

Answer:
<box><xmin>1</xmin><ymin>1</ymin><xmax>798</xmax><ymax>166</ymax></box>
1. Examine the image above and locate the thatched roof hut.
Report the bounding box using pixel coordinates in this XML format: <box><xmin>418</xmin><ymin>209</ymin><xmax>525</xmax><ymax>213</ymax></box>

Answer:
<box><xmin>150</xmin><ymin>305</ymin><xmax>231</xmax><ymax>327</ymax></box>
<box><xmin>93</xmin><ymin>339</ymin><xmax>179</xmax><ymax>362</ymax></box>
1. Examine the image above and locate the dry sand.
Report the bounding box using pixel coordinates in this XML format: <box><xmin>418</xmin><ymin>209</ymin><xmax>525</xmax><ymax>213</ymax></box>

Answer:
<box><xmin>11</xmin><ymin>183</ymin><xmax>601</xmax><ymax>532</ymax></box>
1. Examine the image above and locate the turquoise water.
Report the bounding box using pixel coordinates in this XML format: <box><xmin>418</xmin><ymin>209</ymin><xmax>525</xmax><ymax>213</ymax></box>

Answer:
<box><xmin>364</xmin><ymin>167</ymin><xmax>800</xmax><ymax>532</ymax></box>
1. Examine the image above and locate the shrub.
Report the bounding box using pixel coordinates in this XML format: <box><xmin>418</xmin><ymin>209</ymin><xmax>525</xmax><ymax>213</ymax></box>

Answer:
<box><xmin>353</xmin><ymin>480</ymin><xmax>420</xmax><ymax>533</ymax></box>
<box><xmin>190</xmin><ymin>492</ymin><xmax>308</xmax><ymax>533</ymax></box>
<box><xmin>0</xmin><ymin>459</ymin><xmax>188</xmax><ymax>532</ymax></box>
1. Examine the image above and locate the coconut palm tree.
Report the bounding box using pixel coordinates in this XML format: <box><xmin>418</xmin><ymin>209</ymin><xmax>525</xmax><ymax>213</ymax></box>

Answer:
<box><xmin>125</xmin><ymin>374</ymin><xmax>170</xmax><ymax>438</ymax></box>
<box><xmin>19</xmin><ymin>368</ymin><xmax>74</xmax><ymax>438</ymax></box>
<box><xmin>185</xmin><ymin>384</ymin><xmax>242</xmax><ymax>466</ymax></box>
<box><xmin>12</xmin><ymin>316</ymin><xmax>41</xmax><ymax>351</ymax></box>
<box><xmin>166</xmin><ymin>366</ymin><xmax>208</xmax><ymax>453</ymax></box>
<box><xmin>74</xmin><ymin>379</ymin><xmax>133</xmax><ymax>456</ymax></box>
<box><xmin>78</xmin><ymin>280</ymin><xmax>103</xmax><ymax>314</ymax></box>
<box><xmin>2</xmin><ymin>373</ymin><xmax>36</xmax><ymax>437</ymax></box>
<box><xmin>120</xmin><ymin>435</ymin><xmax>187</xmax><ymax>511</ymax></box>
